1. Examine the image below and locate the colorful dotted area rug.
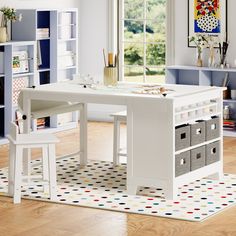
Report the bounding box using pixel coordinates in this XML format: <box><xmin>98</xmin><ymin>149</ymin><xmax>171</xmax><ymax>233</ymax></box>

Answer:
<box><xmin>0</xmin><ymin>156</ymin><xmax>236</xmax><ymax>222</ymax></box>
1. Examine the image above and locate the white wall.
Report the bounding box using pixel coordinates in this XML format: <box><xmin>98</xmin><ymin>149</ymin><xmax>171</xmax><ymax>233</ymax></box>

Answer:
<box><xmin>174</xmin><ymin>0</ymin><xmax>236</xmax><ymax>67</ymax></box>
<box><xmin>78</xmin><ymin>0</ymin><xmax>125</xmax><ymax>121</ymax></box>
<box><xmin>78</xmin><ymin>0</ymin><xmax>109</xmax><ymax>80</ymax></box>
<box><xmin>0</xmin><ymin>0</ymin><xmax>78</xmax><ymax>9</ymax></box>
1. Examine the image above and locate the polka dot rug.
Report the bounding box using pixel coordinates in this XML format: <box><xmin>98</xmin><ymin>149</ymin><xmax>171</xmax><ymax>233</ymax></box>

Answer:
<box><xmin>0</xmin><ymin>156</ymin><xmax>236</xmax><ymax>222</ymax></box>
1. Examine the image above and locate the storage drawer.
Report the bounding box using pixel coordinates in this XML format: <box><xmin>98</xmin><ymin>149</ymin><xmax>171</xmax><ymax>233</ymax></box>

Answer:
<box><xmin>175</xmin><ymin>124</ymin><xmax>190</xmax><ymax>151</ymax></box>
<box><xmin>205</xmin><ymin>116</ymin><xmax>220</xmax><ymax>141</ymax></box>
<box><xmin>175</xmin><ymin>151</ymin><xmax>191</xmax><ymax>177</ymax></box>
<box><xmin>206</xmin><ymin>141</ymin><xmax>220</xmax><ymax>165</ymax></box>
<box><xmin>191</xmin><ymin>146</ymin><xmax>206</xmax><ymax>171</ymax></box>
<box><xmin>191</xmin><ymin>120</ymin><xmax>206</xmax><ymax>146</ymax></box>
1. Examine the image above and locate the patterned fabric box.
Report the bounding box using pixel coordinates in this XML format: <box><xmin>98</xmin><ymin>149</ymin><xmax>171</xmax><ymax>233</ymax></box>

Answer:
<box><xmin>12</xmin><ymin>77</ymin><xmax>28</xmax><ymax>106</ymax></box>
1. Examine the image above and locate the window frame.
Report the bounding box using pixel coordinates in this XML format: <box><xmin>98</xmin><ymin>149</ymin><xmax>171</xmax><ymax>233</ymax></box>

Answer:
<box><xmin>117</xmin><ymin>0</ymin><xmax>175</xmax><ymax>82</ymax></box>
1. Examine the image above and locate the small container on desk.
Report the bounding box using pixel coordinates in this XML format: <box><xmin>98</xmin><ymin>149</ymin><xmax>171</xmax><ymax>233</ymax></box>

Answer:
<box><xmin>104</xmin><ymin>67</ymin><xmax>118</xmax><ymax>86</ymax></box>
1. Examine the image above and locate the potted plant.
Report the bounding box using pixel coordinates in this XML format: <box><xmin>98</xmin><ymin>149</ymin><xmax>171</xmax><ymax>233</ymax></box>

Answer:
<box><xmin>189</xmin><ymin>34</ymin><xmax>208</xmax><ymax>67</ymax></box>
<box><xmin>0</xmin><ymin>7</ymin><xmax>22</xmax><ymax>43</ymax></box>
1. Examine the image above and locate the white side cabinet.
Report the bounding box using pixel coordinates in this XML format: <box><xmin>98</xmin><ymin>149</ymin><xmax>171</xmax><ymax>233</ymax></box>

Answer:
<box><xmin>127</xmin><ymin>86</ymin><xmax>223</xmax><ymax>199</ymax></box>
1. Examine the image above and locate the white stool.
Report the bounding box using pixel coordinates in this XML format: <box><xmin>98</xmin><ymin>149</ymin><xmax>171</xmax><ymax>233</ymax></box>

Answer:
<box><xmin>7</xmin><ymin>122</ymin><xmax>59</xmax><ymax>204</ymax></box>
<box><xmin>111</xmin><ymin>111</ymin><xmax>127</xmax><ymax>166</ymax></box>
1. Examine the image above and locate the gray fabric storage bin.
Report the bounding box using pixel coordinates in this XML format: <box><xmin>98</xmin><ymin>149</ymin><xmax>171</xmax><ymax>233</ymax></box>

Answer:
<box><xmin>191</xmin><ymin>146</ymin><xmax>206</xmax><ymax>171</ymax></box>
<box><xmin>175</xmin><ymin>151</ymin><xmax>191</xmax><ymax>177</ymax></box>
<box><xmin>206</xmin><ymin>141</ymin><xmax>220</xmax><ymax>165</ymax></box>
<box><xmin>206</xmin><ymin>116</ymin><xmax>220</xmax><ymax>141</ymax></box>
<box><xmin>191</xmin><ymin>120</ymin><xmax>206</xmax><ymax>146</ymax></box>
<box><xmin>175</xmin><ymin>124</ymin><xmax>190</xmax><ymax>151</ymax></box>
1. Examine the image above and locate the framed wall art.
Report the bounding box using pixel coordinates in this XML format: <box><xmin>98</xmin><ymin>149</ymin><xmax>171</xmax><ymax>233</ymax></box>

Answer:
<box><xmin>188</xmin><ymin>0</ymin><xmax>228</xmax><ymax>47</ymax></box>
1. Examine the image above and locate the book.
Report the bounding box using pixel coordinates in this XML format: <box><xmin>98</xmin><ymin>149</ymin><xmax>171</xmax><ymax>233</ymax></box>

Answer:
<box><xmin>58</xmin><ymin>51</ymin><xmax>74</xmax><ymax>68</ymax></box>
<box><xmin>0</xmin><ymin>52</ymin><xmax>4</xmax><ymax>74</ymax></box>
<box><xmin>59</xmin><ymin>12</ymin><xmax>72</xmax><ymax>25</ymax></box>
<box><xmin>12</xmin><ymin>51</ymin><xmax>29</xmax><ymax>74</ymax></box>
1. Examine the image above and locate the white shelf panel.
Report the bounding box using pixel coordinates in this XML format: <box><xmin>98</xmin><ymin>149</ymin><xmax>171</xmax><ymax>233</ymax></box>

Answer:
<box><xmin>223</xmin><ymin>130</ymin><xmax>236</xmax><ymax>137</ymax></box>
<box><xmin>0</xmin><ymin>74</ymin><xmax>5</xmax><ymax>78</ymax></box>
<box><xmin>0</xmin><ymin>105</ymin><xmax>5</xmax><ymax>108</ymax></box>
<box><xmin>38</xmin><ymin>68</ymin><xmax>50</xmax><ymax>72</ymax></box>
<box><xmin>37</xmin><ymin>37</ymin><xmax>50</xmax><ymax>41</ymax></box>
<box><xmin>223</xmin><ymin>99</ymin><xmax>236</xmax><ymax>103</ymax></box>
<box><xmin>58</xmin><ymin>24</ymin><xmax>76</xmax><ymax>27</ymax></box>
<box><xmin>58</xmin><ymin>66</ymin><xmax>76</xmax><ymax>70</ymax></box>
<box><xmin>13</xmin><ymin>72</ymin><xmax>34</xmax><ymax>78</ymax></box>
<box><xmin>58</xmin><ymin>38</ymin><xmax>77</xmax><ymax>42</ymax></box>
<box><xmin>175</xmin><ymin>138</ymin><xmax>221</xmax><ymax>155</ymax></box>
<box><xmin>0</xmin><ymin>137</ymin><xmax>8</xmax><ymax>145</ymax></box>
<box><xmin>167</xmin><ymin>65</ymin><xmax>236</xmax><ymax>73</ymax></box>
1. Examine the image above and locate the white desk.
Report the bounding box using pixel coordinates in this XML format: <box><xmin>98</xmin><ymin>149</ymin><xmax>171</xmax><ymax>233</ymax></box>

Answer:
<box><xmin>20</xmin><ymin>82</ymin><xmax>224</xmax><ymax>199</ymax></box>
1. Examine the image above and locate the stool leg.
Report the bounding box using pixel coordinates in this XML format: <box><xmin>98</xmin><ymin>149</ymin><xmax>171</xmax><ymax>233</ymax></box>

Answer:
<box><xmin>13</xmin><ymin>146</ymin><xmax>23</xmax><ymax>204</ymax></box>
<box><xmin>113</xmin><ymin>117</ymin><xmax>120</xmax><ymax>166</ymax></box>
<box><xmin>48</xmin><ymin>144</ymin><xmax>57</xmax><ymax>201</ymax></box>
<box><xmin>80</xmin><ymin>103</ymin><xmax>88</xmax><ymax>166</ymax></box>
<box><xmin>8</xmin><ymin>142</ymin><xmax>16</xmax><ymax>196</ymax></box>
<box><xmin>42</xmin><ymin>145</ymin><xmax>49</xmax><ymax>193</ymax></box>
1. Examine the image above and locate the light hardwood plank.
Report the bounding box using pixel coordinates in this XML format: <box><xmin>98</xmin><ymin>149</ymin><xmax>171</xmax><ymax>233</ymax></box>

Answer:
<box><xmin>0</xmin><ymin>122</ymin><xmax>235</xmax><ymax>236</ymax></box>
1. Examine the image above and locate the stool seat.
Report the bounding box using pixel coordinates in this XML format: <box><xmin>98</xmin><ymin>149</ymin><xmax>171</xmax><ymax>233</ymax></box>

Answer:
<box><xmin>7</xmin><ymin>133</ymin><xmax>59</xmax><ymax>145</ymax></box>
<box><xmin>110</xmin><ymin>111</ymin><xmax>127</xmax><ymax>121</ymax></box>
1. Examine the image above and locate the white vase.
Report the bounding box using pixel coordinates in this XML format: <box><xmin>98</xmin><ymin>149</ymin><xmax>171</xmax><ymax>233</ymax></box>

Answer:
<box><xmin>196</xmin><ymin>48</ymin><xmax>203</xmax><ymax>67</ymax></box>
<box><xmin>0</xmin><ymin>27</ymin><xmax>7</xmax><ymax>43</ymax></box>
<box><xmin>208</xmin><ymin>46</ymin><xmax>215</xmax><ymax>68</ymax></box>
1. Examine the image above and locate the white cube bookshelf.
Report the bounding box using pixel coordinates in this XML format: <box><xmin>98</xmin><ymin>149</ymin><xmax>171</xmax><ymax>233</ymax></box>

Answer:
<box><xmin>12</xmin><ymin>8</ymin><xmax>79</xmax><ymax>131</ymax></box>
<box><xmin>0</xmin><ymin>41</ymin><xmax>37</xmax><ymax>144</ymax></box>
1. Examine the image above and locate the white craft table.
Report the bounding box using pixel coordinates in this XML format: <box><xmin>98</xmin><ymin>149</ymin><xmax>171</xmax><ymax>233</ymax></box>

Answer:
<box><xmin>20</xmin><ymin>82</ymin><xmax>224</xmax><ymax>199</ymax></box>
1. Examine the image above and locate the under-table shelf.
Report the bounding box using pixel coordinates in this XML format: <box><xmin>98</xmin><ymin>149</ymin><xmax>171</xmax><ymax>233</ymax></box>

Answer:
<box><xmin>0</xmin><ymin>74</ymin><xmax>5</xmax><ymax>78</ymax></box>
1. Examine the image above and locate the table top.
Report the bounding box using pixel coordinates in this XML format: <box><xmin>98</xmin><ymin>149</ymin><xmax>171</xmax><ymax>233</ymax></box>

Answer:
<box><xmin>22</xmin><ymin>81</ymin><xmax>223</xmax><ymax>101</ymax></box>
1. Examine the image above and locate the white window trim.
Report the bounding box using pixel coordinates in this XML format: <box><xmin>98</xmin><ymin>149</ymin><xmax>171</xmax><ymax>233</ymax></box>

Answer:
<box><xmin>108</xmin><ymin>0</ymin><xmax>175</xmax><ymax>81</ymax></box>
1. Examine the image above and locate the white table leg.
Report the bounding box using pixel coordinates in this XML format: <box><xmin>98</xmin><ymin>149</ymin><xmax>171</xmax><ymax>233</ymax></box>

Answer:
<box><xmin>8</xmin><ymin>142</ymin><xmax>15</xmax><ymax>196</ymax></box>
<box><xmin>113</xmin><ymin>117</ymin><xmax>120</xmax><ymax>166</ymax></box>
<box><xmin>42</xmin><ymin>145</ymin><xmax>49</xmax><ymax>193</ymax></box>
<box><xmin>48</xmin><ymin>144</ymin><xmax>57</xmax><ymax>201</ymax></box>
<box><xmin>14</xmin><ymin>146</ymin><xmax>23</xmax><ymax>204</ymax></box>
<box><xmin>22</xmin><ymin>94</ymin><xmax>31</xmax><ymax>176</ymax></box>
<box><xmin>80</xmin><ymin>103</ymin><xmax>88</xmax><ymax>166</ymax></box>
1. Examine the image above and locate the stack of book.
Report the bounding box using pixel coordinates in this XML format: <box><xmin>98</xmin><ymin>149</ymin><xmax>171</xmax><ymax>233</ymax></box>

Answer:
<box><xmin>37</xmin><ymin>118</ymin><xmax>46</xmax><ymax>129</ymax></box>
<box><xmin>58</xmin><ymin>12</ymin><xmax>72</xmax><ymax>39</ymax></box>
<box><xmin>58</xmin><ymin>50</ymin><xmax>74</xmax><ymax>68</ymax></box>
<box><xmin>223</xmin><ymin>119</ymin><xmax>236</xmax><ymax>131</ymax></box>
<box><xmin>37</xmin><ymin>28</ymin><xmax>50</xmax><ymax>39</ymax></box>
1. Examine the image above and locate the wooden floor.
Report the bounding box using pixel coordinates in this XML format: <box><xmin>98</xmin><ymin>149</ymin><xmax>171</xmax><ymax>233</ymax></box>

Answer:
<box><xmin>0</xmin><ymin>122</ymin><xmax>236</xmax><ymax>236</ymax></box>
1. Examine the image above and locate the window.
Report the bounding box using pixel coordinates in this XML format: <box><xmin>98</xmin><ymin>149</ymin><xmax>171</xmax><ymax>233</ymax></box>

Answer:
<box><xmin>119</xmin><ymin>0</ymin><xmax>166</xmax><ymax>83</ymax></box>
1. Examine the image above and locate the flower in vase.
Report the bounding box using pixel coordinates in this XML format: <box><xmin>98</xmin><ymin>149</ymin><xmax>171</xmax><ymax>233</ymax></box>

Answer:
<box><xmin>0</xmin><ymin>7</ymin><xmax>22</xmax><ymax>28</ymax></box>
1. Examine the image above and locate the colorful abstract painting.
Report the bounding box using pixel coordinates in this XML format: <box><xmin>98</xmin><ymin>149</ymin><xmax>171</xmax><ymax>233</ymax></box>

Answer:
<box><xmin>188</xmin><ymin>0</ymin><xmax>227</xmax><ymax>47</ymax></box>
<box><xmin>194</xmin><ymin>0</ymin><xmax>220</xmax><ymax>33</ymax></box>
